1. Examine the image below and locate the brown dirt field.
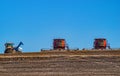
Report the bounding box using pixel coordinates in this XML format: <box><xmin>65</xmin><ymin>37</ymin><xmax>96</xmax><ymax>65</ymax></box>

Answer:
<box><xmin>0</xmin><ymin>51</ymin><xmax>120</xmax><ymax>76</ymax></box>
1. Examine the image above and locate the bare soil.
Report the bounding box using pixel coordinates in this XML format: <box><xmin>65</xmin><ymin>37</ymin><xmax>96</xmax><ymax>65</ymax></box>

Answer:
<box><xmin>0</xmin><ymin>51</ymin><xmax>120</xmax><ymax>76</ymax></box>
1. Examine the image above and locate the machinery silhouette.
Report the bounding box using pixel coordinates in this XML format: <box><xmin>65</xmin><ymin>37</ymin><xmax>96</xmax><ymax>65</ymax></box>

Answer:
<box><xmin>4</xmin><ymin>38</ymin><xmax>112</xmax><ymax>53</ymax></box>
<box><xmin>93</xmin><ymin>38</ymin><xmax>111</xmax><ymax>50</ymax></box>
<box><xmin>4</xmin><ymin>42</ymin><xmax>24</xmax><ymax>53</ymax></box>
<box><xmin>53</xmin><ymin>39</ymin><xmax>69</xmax><ymax>50</ymax></box>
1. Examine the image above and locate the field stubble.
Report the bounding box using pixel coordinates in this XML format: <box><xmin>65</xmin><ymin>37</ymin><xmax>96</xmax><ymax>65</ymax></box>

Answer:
<box><xmin>0</xmin><ymin>51</ymin><xmax>120</xmax><ymax>76</ymax></box>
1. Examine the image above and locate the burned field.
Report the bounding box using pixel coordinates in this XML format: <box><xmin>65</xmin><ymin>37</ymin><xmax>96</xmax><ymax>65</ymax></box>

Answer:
<box><xmin>0</xmin><ymin>51</ymin><xmax>120</xmax><ymax>76</ymax></box>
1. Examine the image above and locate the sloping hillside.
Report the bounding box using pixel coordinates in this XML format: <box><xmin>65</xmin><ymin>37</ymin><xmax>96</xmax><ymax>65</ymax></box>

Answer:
<box><xmin>0</xmin><ymin>50</ymin><xmax>120</xmax><ymax>76</ymax></box>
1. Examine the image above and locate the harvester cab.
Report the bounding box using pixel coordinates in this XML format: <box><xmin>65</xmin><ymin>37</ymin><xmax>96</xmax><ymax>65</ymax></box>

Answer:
<box><xmin>4</xmin><ymin>42</ymin><xmax>24</xmax><ymax>53</ymax></box>
<box><xmin>5</xmin><ymin>42</ymin><xmax>14</xmax><ymax>49</ymax></box>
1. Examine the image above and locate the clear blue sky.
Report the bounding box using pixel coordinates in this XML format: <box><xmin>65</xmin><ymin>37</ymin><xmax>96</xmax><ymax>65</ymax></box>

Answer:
<box><xmin>0</xmin><ymin>0</ymin><xmax>120</xmax><ymax>53</ymax></box>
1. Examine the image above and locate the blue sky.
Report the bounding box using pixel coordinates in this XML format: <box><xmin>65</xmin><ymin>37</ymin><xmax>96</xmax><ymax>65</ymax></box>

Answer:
<box><xmin>0</xmin><ymin>0</ymin><xmax>120</xmax><ymax>53</ymax></box>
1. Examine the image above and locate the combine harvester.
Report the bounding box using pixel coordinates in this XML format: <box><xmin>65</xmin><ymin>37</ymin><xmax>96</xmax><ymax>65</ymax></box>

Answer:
<box><xmin>41</xmin><ymin>38</ymin><xmax>70</xmax><ymax>51</ymax></box>
<box><xmin>4</xmin><ymin>42</ymin><xmax>24</xmax><ymax>53</ymax></box>
<box><xmin>0</xmin><ymin>38</ymin><xmax>120</xmax><ymax>58</ymax></box>
<box><xmin>39</xmin><ymin>38</ymin><xmax>120</xmax><ymax>57</ymax></box>
<box><xmin>0</xmin><ymin>39</ymin><xmax>120</xmax><ymax>76</ymax></box>
<box><xmin>93</xmin><ymin>38</ymin><xmax>111</xmax><ymax>50</ymax></box>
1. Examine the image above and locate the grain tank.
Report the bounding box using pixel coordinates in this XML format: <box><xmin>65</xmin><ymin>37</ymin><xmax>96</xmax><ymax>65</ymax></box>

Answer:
<box><xmin>94</xmin><ymin>38</ymin><xmax>107</xmax><ymax>49</ymax></box>
<box><xmin>53</xmin><ymin>39</ymin><xmax>66</xmax><ymax>50</ymax></box>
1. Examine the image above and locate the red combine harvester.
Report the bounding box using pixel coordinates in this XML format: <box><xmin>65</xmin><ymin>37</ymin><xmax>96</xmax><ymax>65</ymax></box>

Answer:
<box><xmin>53</xmin><ymin>39</ymin><xmax>66</xmax><ymax>50</ymax></box>
<box><xmin>94</xmin><ymin>38</ymin><xmax>108</xmax><ymax>49</ymax></box>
